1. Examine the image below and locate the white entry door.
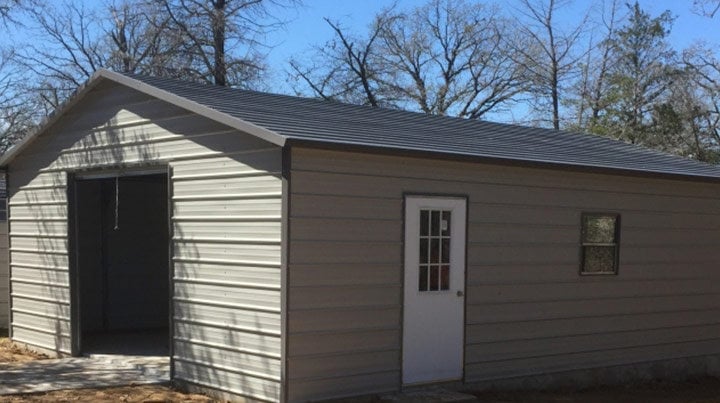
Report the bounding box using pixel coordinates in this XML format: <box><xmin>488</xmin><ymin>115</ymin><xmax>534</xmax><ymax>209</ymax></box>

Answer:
<box><xmin>403</xmin><ymin>196</ymin><xmax>467</xmax><ymax>385</ymax></box>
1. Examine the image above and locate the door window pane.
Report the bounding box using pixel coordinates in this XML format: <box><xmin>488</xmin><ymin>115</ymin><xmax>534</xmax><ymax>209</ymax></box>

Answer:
<box><xmin>420</xmin><ymin>238</ymin><xmax>429</xmax><ymax>264</ymax></box>
<box><xmin>440</xmin><ymin>265</ymin><xmax>450</xmax><ymax>290</ymax></box>
<box><xmin>418</xmin><ymin>209</ymin><xmax>452</xmax><ymax>291</ymax></box>
<box><xmin>419</xmin><ymin>265</ymin><xmax>428</xmax><ymax>291</ymax></box>
<box><xmin>429</xmin><ymin>266</ymin><xmax>439</xmax><ymax>291</ymax></box>
<box><xmin>420</xmin><ymin>210</ymin><xmax>429</xmax><ymax>236</ymax></box>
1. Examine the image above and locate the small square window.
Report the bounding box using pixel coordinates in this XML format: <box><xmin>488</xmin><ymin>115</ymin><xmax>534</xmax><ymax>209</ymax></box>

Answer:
<box><xmin>580</xmin><ymin>213</ymin><xmax>620</xmax><ymax>275</ymax></box>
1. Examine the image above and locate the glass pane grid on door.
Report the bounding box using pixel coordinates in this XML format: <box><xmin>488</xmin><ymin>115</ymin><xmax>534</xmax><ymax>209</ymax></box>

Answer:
<box><xmin>419</xmin><ymin>209</ymin><xmax>451</xmax><ymax>291</ymax></box>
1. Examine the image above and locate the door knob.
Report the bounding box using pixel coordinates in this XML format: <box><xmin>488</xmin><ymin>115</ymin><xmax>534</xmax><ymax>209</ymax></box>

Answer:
<box><xmin>456</xmin><ymin>290</ymin><xmax>464</xmax><ymax>297</ymax></box>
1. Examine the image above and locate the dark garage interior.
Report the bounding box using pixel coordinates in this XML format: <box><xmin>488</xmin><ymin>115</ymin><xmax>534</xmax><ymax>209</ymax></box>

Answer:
<box><xmin>74</xmin><ymin>173</ymin><xmax>169</xmax><ymax>356</ymax></box>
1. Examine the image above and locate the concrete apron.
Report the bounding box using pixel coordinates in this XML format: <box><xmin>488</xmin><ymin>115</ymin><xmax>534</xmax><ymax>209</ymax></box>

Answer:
<box><xmin>0</xmin><ymin>355</ymin><xmax>169</xmax><ymax>395</ymax></box>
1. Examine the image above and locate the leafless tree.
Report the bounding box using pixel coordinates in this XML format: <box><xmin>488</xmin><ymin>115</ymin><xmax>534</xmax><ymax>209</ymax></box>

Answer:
<box><xmin>158</xmin><ymin>0</ymin><xmax>297</xmax><ymax>87</ymax></box>
<box><xmin>378</xmin><ymin>0</ymin><xmax>525</xmax><ymax>118</ymax></box>
<box><xmin>290</xmin><ymin>0</ymin><xmax>525</xmax><ymax>119</ymax></box>
<box><xmin>509</xmin><ymin>0</ymin><xmax>589</xmax><ymax>129</ymax></box>
<box><xmin>693</xmin><ymin>0</ymin><xmax>720</xmax><ymax>17</ymax></box>
<box><xmin>571</xmin><ymin>0</ymin><xmax>623</xmax><ymax>130</ymax></box>
<box><xmin>289</xmin><ymin>13</ymin><xmax>398</xmax><ymax>107</ymax></box>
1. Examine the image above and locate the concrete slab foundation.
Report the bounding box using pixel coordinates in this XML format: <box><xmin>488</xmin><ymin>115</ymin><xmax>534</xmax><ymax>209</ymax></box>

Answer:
<box><xmin>0</xmin><ymin>355</ymin><xmax>169</xmax><ymax>395</ymax></box>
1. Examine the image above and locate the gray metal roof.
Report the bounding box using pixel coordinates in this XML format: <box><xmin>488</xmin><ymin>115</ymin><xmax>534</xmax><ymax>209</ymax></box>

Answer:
<box><xmin>123</xmin><ymin>73</ymin><xmax>720</xmax><ymax>180</ymax></box>
<box><xmin>5</xmin><ymin>69</ymin><xmax>720</xmax><ymax>181</ymax></box>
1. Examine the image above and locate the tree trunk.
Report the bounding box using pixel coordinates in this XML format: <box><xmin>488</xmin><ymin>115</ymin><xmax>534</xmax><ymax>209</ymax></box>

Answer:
<box><xmin>212</xmin><ymin>0</ymin><xmax>227</xmax><ymax>86</ymax></box>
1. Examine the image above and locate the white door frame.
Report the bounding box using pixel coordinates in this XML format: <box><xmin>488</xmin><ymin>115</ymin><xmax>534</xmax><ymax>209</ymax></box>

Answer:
<box><xmin>402</xmin><ymin>195</ymin><xmax>467</xmax><ymax>385</ymax></box>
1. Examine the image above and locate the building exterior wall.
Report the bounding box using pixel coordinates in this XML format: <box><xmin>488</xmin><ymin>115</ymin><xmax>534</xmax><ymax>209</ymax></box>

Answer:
<box><xmin>6</xmin><ymin>81</ymin><xmax>283</xmax><ymax>402</ymax></box>
<box><xmin>0</xmin><ymin>220</ymin><xmax>8</xmax><ymax>329</ymax></box>
<box><xmin>286</xmin><ymin>146</ymin><xmax>720</xmax><ymax>402</ymax></box>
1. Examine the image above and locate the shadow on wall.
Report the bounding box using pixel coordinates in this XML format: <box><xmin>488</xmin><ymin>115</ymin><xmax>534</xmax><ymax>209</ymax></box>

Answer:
<box><xmin>8</xmin><ymin>80</ymin><xmax>283</xmax><ymax>398</ymax></box>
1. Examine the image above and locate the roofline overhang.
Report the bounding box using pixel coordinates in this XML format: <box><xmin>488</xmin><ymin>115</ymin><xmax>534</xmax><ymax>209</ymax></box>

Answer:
<box><xmin>0</xmin><ymin>69</ymin><xmax>286</xmax><ymax>167</ymax></box>
<box><xmin>285</xmin><ymin>138</ymin><xmax>720</xmax><ymax>185</ymax></box>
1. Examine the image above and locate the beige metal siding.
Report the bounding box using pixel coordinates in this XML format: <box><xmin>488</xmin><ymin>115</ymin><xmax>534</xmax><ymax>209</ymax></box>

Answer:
<box><xmin>7</xmin><ymin>81</ymin><xmax>282</xmax><ymax>401</ymax></box>
<box><xmin>0</xmin><ymin>222</ymin><xmax>8</xmax><ymax>328</ymax></box>
<box><xmin>287</xmin><ymin>147</ymin><xmax>720</xmax><ymax>402</ymax></box>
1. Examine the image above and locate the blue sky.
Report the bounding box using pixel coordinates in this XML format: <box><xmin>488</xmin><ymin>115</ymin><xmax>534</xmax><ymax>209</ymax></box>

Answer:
<box><xmin>263</xmin><ymin>0</ymin><xmax>716</xmax><ymax>90</ymax></box>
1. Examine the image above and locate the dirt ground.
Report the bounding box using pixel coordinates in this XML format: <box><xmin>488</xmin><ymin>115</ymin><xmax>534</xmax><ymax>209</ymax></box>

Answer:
<box><xmin>0</xmin><ymin>334</ymin><xmax>48</xmax><ymax>363</ymax></box>
<box><xmin>0</xmin><ymin>385</ymin><xmax>215</xmax><ymax>402</ymax></box>
<box><xmin>0</xmin><ymin>332</ymin><xmax>216</xmax><ymax>402</ymax></box>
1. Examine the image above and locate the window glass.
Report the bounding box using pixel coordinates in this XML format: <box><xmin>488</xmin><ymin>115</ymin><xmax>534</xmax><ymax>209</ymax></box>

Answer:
<box><xmin>418</xmin><ymin>209</ymin><xmax>452</xmax><ymax>291</ymax></box>
<box><xmin>580</xmin><ymin>213</ymin><xmax>619</xmax><ymax>275</ymax></box>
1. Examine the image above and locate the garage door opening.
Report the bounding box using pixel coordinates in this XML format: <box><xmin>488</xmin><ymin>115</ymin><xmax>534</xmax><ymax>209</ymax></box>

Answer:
<box><xmin>74</xmin><ymin>173</ymin><xmax>169</xmax><ymax>356</ymax></box>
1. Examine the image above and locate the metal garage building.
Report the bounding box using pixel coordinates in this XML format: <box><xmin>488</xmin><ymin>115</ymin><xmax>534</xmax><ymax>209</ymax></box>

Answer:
<box><xmin>3</xmin><ymin>69</ymin><xmax>720</xmax><ymax>402</ymax></box>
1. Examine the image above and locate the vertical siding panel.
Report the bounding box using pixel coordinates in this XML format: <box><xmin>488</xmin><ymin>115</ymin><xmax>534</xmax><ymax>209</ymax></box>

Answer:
<box><xmin>287</xmin><ymin>147</ymin><xmax>720</xmax><ymax>402</ymax></box>
<box><xmin>6</xmin><ymin>81</ymin><xmax>282</xmax><ymax>401</ymax></box>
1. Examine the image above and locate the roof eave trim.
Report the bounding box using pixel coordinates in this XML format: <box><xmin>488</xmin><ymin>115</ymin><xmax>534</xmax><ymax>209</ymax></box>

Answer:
<box><xmin>0</xmin><ymin>69</ymin><xmax>286</xmax><ymax>167</ymax></box>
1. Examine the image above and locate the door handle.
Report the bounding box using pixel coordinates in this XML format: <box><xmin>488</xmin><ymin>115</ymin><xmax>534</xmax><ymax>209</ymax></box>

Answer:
<box><xmin>456</xmin><ymin>290</ymin><xmax>464</xmax><ymax>297</ymax></box>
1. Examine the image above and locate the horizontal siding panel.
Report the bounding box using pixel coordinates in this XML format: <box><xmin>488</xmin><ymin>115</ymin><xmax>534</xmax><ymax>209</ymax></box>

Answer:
<box><xmin>174</xmin><ymin>340</ymin><xmax>281</xmax><ymax>377</ymax></box>
<box><xmin>622</xmin><ymin>246</ymin><xmax>720</xmax><ymax>263</ymax></box>
<box><xmin>468</xmin><ymin>245</ymin><xmax>577</xmax><ymax>266</ymax></box>
<box><xmin>291</xmin><ymin>147</ymin><xmax>720</xmax><ymax>199</ymax></box>
<box><xmin>289</xmin><ymin>241</ymin><xmax>400</xmax><ymax>265</ymax></box>
<box><xmin>12</xmin><ymin>282</ymin><xmax>69</xmax><ymax>303</ymax></box>
<box><xmin>10</xmin><ymin>221</ymin><xmax>67</xmax><ymax>235</ymax></box>
<box><xmin>288</xmin><ymin>307</ymin><xmax>400</xmax><ymax>333</ymax></box>
<box><xmin>174</xmin><ymin>241</ymin><xmax>281</xmax><ymax>265</ymax></box>
<box><xmin>469</xmin><ymin>224</ymin><xmax>575</xmax><ymax>244</ymax></box>
<box><xmin>11</xmin><ymin>252</ymin><xmax>68</xmax><ymax>270</ymax></box>
<box><xmin>9</xmin><ymin>205</ymin><xmax>67</xmax><ymax>220</ymax></box>
<box><xmin>174</xmin><ymin>282</ymin><xmax>280</xmax><ymax>312</ymax></box>
<box><xmin>291</xmin><ymin>194</ymin><xmax>400</xmax><ymax>220</ymax></box>
<box><xmin>174</xmin><ymin>322</ymin><xmax>281</xmax><ymax>356</ymax></box>
<box><xmin>174</xmin><ymin>361</ymin><xmax>281</xmax><ymax>402</ymax></box>
<box><xmin>173</xmin><ymin>175</ymin><xmax>281</xmax><ymax>198</ymax></box>
<box><xmin>173</xmin><ymin>198</ymin><xmax>282</xmax><ymax>218</ymax></box>
<box><xmin>294</xmin><ymin>170</ymin><xmax>720</xmax><ymax>215</ymax></box>
<box><xmin>171</xmin><ymin>149</ymin><xmax>281</xmax><ymax>176</ymax></box>
<box><xmin>467</xmin><ymin>323</ymin><xmax>720</xmax><ymax>364</ymax></box>
<box><xmin>289</xmin><ymin>371</ymin><xmax>398</xmax><ymax>403</ymax></box>
<box><xmin>290</xmin><ymin>286</ymin><xmax>399</xmax><ymax>311</ymax></box>
<box><xmin>467</xmin><ymin>262</ymin><xmax>719</xmax><ymax>284</ymax></box>
<box><xmin>291</xmin><ymin>218</ymin><xmax>401</xmax><ymax>242</ymax></box>
<box><xmin>174</xmin><ymin>221</ymin><xmax>280</xmax><ymax>242</ymax></box>
<box><xmin>465</xmin><ymin>338</ymin><xmax>720</xmax><ymax>382</ymax></box>
<box><xmin>288</xmin><ymin>350</ymin><xmax>398</xmax><ymax>380</ymax></box>
<box><xmin>174</xmin><ymin>301</ymin><xmax>281</xmax><ymax>335</ymax></box>
<box><xmin>10</xmin><ymin>236</ymin><xmax>67</xmax><ymax>252</ymax></box>
<box><xmin>12</xmin><ymin>312</ymin><xmax>71</xmax><ymax>335</ymax></box>
<box><xmin>290</xmin><ymin>264</ymin><xmax>400</xmax><ymax>287</ymax></box>
<box><xmin>289</xmin><ymin>329</ymin><xmax>399</xmax><ymax>358</ymax></box>
<box><xmin>469</xmin><ymin>204</ymin><xmax>580</xmax><ymax>227</ymax></box>
<box><xmin>12</xmin><ymin>266</ymin><xmax>70</xmax><ymax>286</ymax></box>
<box><xmin>46</xmin><ymin>133</ymin><xmax>268</xmax><ymax>170</ymax></box>
<box><xmin>466</xmin><ymin>309</ymin><xmax>720</xmax><ymax>344</ymax></box>
<box><xmin>57</xmin><ymin>115</ymin><xmax>229</xmax><ymax>151</ymax></box>
<box><xmin>10</xmin><ymin>188</ymin><xmax>67</xmax><ymax>205</ymax></box>
<box><xmin>466</xmin><ymin>279</ymin><xmax>720</xmax><ymax>305</ymax></box>
<box><xmin>7</xmin><ymin>171</ymin><xmax>67</xmax><ymax>190</ymax></box>
<box><xmin>467</xmin><ymin>294</ymin><xmax>720</xmax><ymax>325</ymax></box>
<box><xmin>12</xmin><ymin>326</ymin><xmax>71</xmax><ymax>354</ymax></box>
<box><xmin>12</xmin><ymin>296</ymin><xmax>70</xmax><ymax>318</ymax></box>
<box><xmin>174</xmin><ymin>262</ymin><xmax>280</xmax><ymax>287</ymax></box>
